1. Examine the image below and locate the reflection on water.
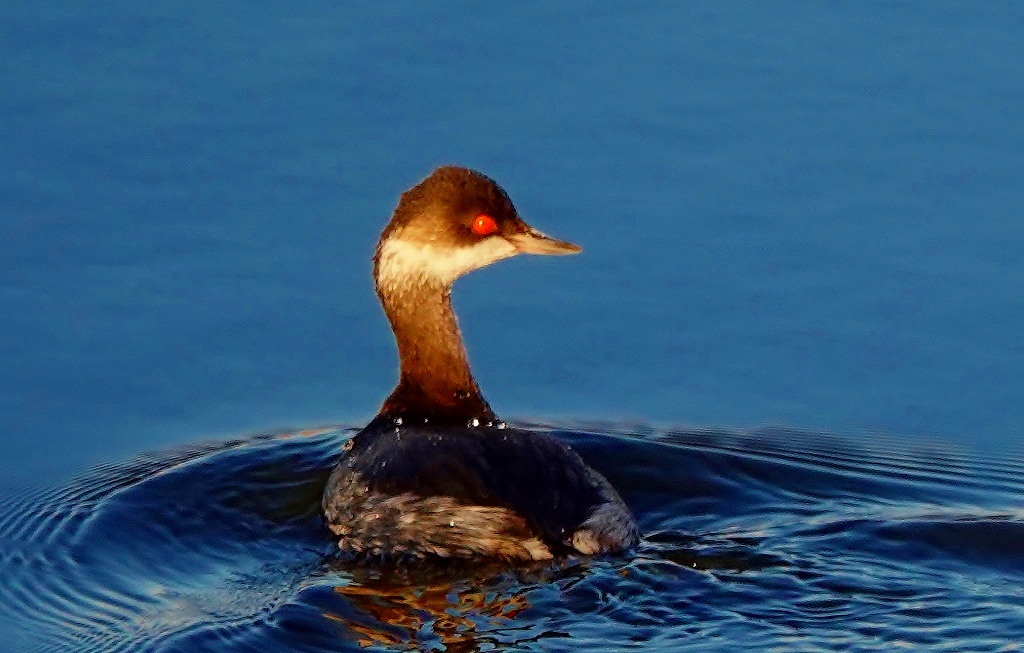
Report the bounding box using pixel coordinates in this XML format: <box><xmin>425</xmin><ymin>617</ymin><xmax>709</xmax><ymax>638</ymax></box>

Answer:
<box><xmin>1</xmin><ymin>424</ymin><xmax>1023</xmax><ymax>652</ymax></box>
<box><xmin>321</xmin><ymin>563</ymin><xmax>558</xmax><ymax>650</ymax></box>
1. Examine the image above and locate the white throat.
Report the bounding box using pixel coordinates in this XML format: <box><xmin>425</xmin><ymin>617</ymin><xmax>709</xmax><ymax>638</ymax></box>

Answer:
<box><xmin>375</xmin><ymin>236</ymin><xmax>518</xmax><ymax>291</ymax></box>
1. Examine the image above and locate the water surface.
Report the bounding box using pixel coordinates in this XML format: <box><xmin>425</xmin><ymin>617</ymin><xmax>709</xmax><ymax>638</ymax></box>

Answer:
<box><xmin>2</xmin><ymin>2</ymin><xmax>1024</xmax><ymax>650</ymax></box>
<box><xmin>2</xmin><ymin>425</ymin><xmax>1023</xmax><ymax>652</ymax></box>
<box><xmin>3</xmin><ymin>2</ymin><xmax>1023</xmax><ymax>485</ymax></box>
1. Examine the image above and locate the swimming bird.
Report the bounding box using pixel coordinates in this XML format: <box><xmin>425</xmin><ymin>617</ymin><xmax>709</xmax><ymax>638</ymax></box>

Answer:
<box><xmin>322</xmin><ymin>166</ymin><xmax>638</xmax><ymax>561</ymax></box>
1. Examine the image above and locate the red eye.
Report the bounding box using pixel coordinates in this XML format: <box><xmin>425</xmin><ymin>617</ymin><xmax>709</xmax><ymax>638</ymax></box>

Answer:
<box><xmin>471</xmin><ymin>214</ymin><xmax>499</xmax><ymax>236</ymax></box>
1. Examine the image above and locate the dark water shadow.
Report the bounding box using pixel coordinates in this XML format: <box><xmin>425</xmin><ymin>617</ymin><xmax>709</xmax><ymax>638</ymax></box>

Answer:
<box><xmin>2</xmin><ymin>423</ymin><xmax>1023</xmax><ymax>652</ymax></box>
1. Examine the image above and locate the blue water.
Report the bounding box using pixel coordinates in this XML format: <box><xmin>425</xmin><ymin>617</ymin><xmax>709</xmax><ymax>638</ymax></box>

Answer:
<box><xmin>2</xmin><ymin>2</ymin><xmax>1024</xmax><ymax>651</ymax></box>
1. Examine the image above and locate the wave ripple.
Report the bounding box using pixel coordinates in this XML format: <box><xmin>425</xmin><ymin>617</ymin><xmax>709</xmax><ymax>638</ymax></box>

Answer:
<box><xmin>2</xmin><ymin>424</ymin><xmax>1023</xmax><ymax>652</ymax></box>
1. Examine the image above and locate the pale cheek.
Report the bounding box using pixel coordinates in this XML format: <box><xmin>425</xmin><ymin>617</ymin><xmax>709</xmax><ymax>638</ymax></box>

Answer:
<box><xmin>376</xmin><ymin>238</ymin><xmax>519</xmax><ymax>287</ymax></box>
<box><xmin>467</xmin><ymin>238</ymin><xmax>518</xmax><ymax>269</ymax></box>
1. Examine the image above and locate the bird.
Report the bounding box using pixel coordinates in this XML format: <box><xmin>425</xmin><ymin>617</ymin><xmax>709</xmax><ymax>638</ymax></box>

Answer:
<box><xmin>322</xmin><ymin>166</ymin><xmax>638</xmax><ymax>561</ymax></box>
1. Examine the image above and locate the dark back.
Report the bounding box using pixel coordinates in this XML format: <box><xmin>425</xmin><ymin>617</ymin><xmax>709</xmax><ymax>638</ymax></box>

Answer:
<box><xmin>345</xmin><ymin>423</ymin><xmax>608</xmax><ymax>547</ymax></box>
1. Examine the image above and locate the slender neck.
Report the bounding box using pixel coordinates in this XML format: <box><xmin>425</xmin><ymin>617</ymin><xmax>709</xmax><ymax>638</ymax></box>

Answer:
<box><xmin>374</xmin><ymin>274</ymin><xmax>496</xmax><ymax>426</ymax></box>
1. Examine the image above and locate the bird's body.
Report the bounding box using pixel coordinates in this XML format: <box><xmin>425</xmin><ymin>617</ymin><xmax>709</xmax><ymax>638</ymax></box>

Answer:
<box><xmin>323</xmin><ymin>423</ymin><xmax>635</xmax><ymax>560</ymax></box>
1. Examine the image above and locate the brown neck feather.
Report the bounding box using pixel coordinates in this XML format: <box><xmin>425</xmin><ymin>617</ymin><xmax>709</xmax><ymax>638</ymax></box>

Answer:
<box><xmin>374</xmin><ymin>275</ymin><xmax>496</xmax><ymax>427</ymax></box>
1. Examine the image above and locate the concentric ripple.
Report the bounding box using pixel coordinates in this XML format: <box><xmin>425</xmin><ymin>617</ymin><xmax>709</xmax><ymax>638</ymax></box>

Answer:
<box><xmin>1</xmin><ymin>424</ymin><xmax>1023</xmax><ymax>652</ymax></box>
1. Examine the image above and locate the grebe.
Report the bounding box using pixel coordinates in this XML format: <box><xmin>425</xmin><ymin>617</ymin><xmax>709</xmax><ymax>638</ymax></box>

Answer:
<box><xmin>322</xmin><ymin>166</ymin><xmax>638</xmax><ymax>560</ymax></box>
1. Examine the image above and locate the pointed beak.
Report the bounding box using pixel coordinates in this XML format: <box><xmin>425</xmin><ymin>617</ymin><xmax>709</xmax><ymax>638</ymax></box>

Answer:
<box><xmin>505</xmin><ymin>227</ymin><xmax>582</xmax><ymax>256</ymax></box>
